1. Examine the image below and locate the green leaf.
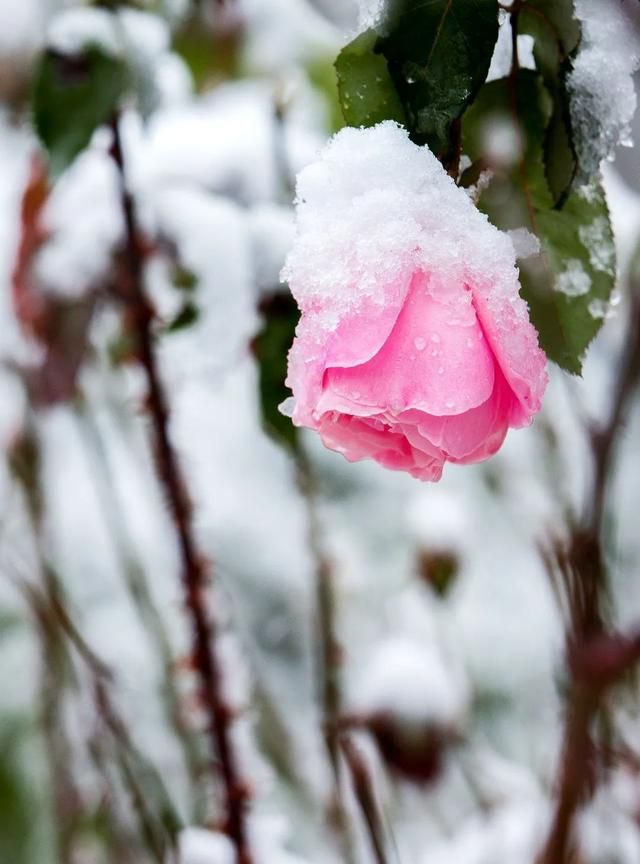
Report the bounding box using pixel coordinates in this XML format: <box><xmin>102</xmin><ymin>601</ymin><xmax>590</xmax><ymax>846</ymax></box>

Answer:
<box><xmin>0</xmin><ymin>724</ymin><xmax>39</xmax><ymax>864</ymax></box>
<box><xmin>170</xmin><ymin>266</ymin><xmax>198</xmax><ymax>294</ymax></box>
<box><xmin>519</xmin><ymin>0</ymin><xmax>581</xmax><ymax>205</ymax></box>
<box><xmin>376</xmin><ymin>0</ymin><xmax>499</xmax><ymax>154</ymax></box>
<box><xmin>164</xmin><ymin>301</ymin><xmax>200</xmax><ymax>334</ymax></box>
<box><xmin>253</xmin><ymin>292</ymin><xmax>300</xmax><ymax>450</ymax></box>
<box><xmin>334</xmin><ymin>28</ymin><xmax>406</xmax><ymax>129</ymax></box>
<box><xmin>173</xmin><ymin>13</ymin><xmax>242</xmax><ymax>92</ymax></box>
<box><xmin>32</xmin><ymin>46</ymin><xmax>128</xmax><ymax>178</ymax></box>
<box><xmin>463</xmin><ymin>71</ymin><xmax>616</xmax><ymax>374</ymax></box>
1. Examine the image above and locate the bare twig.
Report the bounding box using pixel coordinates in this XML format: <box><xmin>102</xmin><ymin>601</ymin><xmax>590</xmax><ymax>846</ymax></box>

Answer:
<box><xmin>109</xmin><ymin>115</ymin><xmax>252</xmax><ymax>862</ymax></box>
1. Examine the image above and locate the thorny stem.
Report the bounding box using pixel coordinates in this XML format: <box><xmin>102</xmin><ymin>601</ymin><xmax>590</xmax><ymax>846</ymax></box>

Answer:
<box><xmin>109</xmin><ymin>115</ymin><xmax>252</xmax><ymax>863</ymax></box>
<box><xmin>295</xmin><ymin>452</ymin><xmax>355</xmax><ymax>863</ymax></box>
<box><xmin>539</xmin><ymin>281</ymin><xmax>640</xmax><ymax>864</ymax></box>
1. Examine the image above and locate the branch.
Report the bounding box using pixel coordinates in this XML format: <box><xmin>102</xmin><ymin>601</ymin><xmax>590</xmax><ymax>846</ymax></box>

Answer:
<box><xmin>108</xmin><ymin>115</ymin><xmax>252</xmax><ymax>863</ymax></box>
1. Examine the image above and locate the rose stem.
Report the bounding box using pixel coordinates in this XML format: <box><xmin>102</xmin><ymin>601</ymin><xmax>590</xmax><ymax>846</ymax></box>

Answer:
<box><xmin>108</xmin><ymin>114</ymin><xmax>252</xmax><ymax>864</ymax></box>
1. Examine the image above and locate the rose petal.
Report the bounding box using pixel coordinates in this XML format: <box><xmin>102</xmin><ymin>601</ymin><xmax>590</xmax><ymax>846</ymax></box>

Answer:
<box><xmin>399</xmin><ymin>365</ymin><xmax>514</xmax><ymax>462</ymax></box>
<box><xmin>471</xmin><ymin>276</ymin><xmax>548</xmax><ymax>426</ymax></box>
<box><xmin>318</xmin><ymin>413</ymin><xmax>444</xmax><ymax>481</ymax></box>
<box><xmin>322</xmin><ymin>271</ymin><xmax>495</xmax><ymax>418</ymax></box>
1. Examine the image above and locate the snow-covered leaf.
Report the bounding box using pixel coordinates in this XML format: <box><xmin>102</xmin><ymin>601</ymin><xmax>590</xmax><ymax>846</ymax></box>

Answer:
<box><xmin>464</xmin><ymin>72</ymin><xmax>616</xmax><ymax>374</ymax></box>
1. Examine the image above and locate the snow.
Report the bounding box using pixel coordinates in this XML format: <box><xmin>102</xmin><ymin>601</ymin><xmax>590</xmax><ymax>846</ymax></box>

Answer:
<box><xmin>487</xmin><ymin>19</ymin><xmax>535</xmax><ymax>83</ymax></box>
<box><xmin>48</xmin><ymin>7</ymin><xmax>122</xmax><ymax>57</ymax></box>
<box><xmin>555</xmin><ymin>259</ymin><xmax>591</xmax><ymax>297</ymax></box>
<box><xmin>578</xmin><ymin>215</ymin><xmax>616</xmax><ymax>276</ymax></box>
<box><xmin>283</xmin><ymin>121</ymin><xmax>525</xmax><ymax>335</ymax></box>
<box><xmin>247</xmin><ymin>203</ymin><xmax>296</xmax><ymax>296</ymax></box>
<box><xmin>569</xmin><ymin>0</ymin><xmax>640</xmax><ymax>178</ymax></box>
<box><xmin>0</xmin><ymin>0</ymin><xmax>46</xmax><ymax>55</ymax></box>
<box><xmin>405</xmin><ymin>488</ymin><xmax>470</xmax><ymax>553</ymax></box>
<box><xmin>35</xmin><ymin>148</ymin><xmax>123</xmax><ymax>300</ymax></box>
<box><xmin>506</xmin><ymin>228</ymin><xmax>540</xmax><ymax>261</ymax></box>
<box><xmin>179</xmin><ymin>828</ymin><xmax>235</xmax><ymax>864</ymax></box>
<box><xmin>352</xmin><ymin>636</ymin><xmax>467</xmax><ymax>728</ymax></box>
<box><xmin>1</xmin><ymin>2</ymin><xmax>640</xmax><ymax>863</ymax></box>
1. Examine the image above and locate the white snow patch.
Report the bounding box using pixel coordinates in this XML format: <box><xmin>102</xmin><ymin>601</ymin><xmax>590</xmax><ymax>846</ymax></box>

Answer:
<box><xmin>405</xmin><ymin>489</ymin><xmax>470</xmax><ymax>553</ymax></box>
<box><xmin>578</xmin><ymin>216</ymin><xmax>615</xmax><ymax>275</ymax></box>
<box><xmin>35</xmin><ymin>149</ymin><xmax>123</xmax><ymax>299</ymax></box>
<box><xmin>283</xmin><ymin>121</ymin><xmax>525</xmax><ymax>334</ymax></box>
<box><xmin>353</xmin><ymin>636</ymin><xmax>467</xmax><ymax>728</ymax></box>
<box><xmin>507</xmin><ymin>228</ymin><xmax>540</xmax><ymax>260</ymax></box>
<box><xmin>555</xmin><ymin>259</ymin><xmax>591</xmax><ymax>297</ymax></box>
<box><xmin>48</xmin><ymin>7</ymin><xmax>121</xmax><ymax>56</ymax></box>
<box><xmin>179</xmin><ymin>828</ymin><xmax>235</xmax><ymax>864</ymax></box>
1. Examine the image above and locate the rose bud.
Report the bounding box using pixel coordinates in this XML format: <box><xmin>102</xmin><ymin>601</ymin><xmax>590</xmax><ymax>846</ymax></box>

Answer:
<box><xmin>281</xmin><ymin>122</ymin><xmax>547</xmax><ymax>481</ymax></box>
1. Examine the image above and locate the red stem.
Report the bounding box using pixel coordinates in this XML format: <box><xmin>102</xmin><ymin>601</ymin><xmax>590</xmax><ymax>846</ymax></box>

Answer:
<box><xmin>109</xmin><ymin>115</ymin><xmax>252</xmax><ymax>863</ymax></box>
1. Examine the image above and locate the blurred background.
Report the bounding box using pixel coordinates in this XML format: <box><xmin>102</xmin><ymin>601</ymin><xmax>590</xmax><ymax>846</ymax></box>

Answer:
<box><xmin>1</xmin><ymin>1</ymin><xmax>640</xmax><ymax>863</ymax></box>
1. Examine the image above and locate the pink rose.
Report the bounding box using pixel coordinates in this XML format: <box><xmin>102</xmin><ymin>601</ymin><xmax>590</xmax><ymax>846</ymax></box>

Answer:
<box><xmin>281</xmin><ymin>123</ymin><xmax>548</xmax><ymax>481</ymax></box>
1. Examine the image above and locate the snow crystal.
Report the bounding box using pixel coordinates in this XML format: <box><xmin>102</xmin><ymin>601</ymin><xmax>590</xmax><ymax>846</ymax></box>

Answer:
<box><xmin>578</xmin><ymin>216</ymin><xmax>615</xmax><ymax>275</ymax></box>
<box><xmin>569</xmin><ymin>0</ymin><xmax>640</xmax><ymax>178</ymax></box>
<box><xmin>555</xmin><ymin>259</ymin><xmax>591</xmax><ymax>297</ymax></box>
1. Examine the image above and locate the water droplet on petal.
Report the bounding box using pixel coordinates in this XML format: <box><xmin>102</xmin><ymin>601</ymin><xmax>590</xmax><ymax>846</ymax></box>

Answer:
<box><xmin>430</xmin><ymin>333</ymin><xmax>441</xmax><ymax>344</ymax></box>
<box><xmin>414</xmin><ymin>336</ymin><xmax>426</xmax><ymax>351</ymax></box>
<box><xmin>437</xmin><ymin>366</ymin><xmax>444</xmax><ymax>375</ymax></box>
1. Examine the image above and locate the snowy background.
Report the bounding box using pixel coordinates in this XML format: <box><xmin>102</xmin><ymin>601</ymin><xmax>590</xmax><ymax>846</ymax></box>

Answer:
<box><xmin>1</xmin><ymin>1</ymin><xmax>640</xmax><ymax>863</ymax></box>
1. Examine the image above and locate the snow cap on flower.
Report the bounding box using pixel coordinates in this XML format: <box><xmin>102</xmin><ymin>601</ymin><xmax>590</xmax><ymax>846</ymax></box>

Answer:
<box><xmin>282</xmin><ymin>122</ymin><xmax>548</xmax><ymax>481</ymax></box>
